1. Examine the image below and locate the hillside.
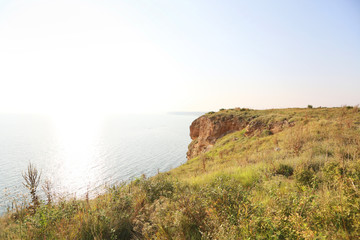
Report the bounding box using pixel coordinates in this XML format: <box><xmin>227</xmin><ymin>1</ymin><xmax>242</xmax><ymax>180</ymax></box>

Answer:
<box><xmin>1</xmin><ymin>107</ymin><xmax>360</xmax><ymax>239</ymax></box>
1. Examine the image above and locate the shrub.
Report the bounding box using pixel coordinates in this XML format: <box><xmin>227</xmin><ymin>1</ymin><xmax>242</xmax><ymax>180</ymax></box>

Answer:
<box><xmin>276</xmin><ymin>164</ymin><xmax>294</xmax><ymax>177</ymax></box>
<box><xmin>261</xmin><ymin>129</ymin><xmax>272</xmax><ymax>137</ymax></box>
<box><xmin>307</xmin><ymin>162</ymin><xmax>322</xmax><ymax>172</ymax></box>
<box><xmin>296</xmin><ymin>169</ymin><xmax>314</xmax><ymax>187</ymax></box>
<box><xmin>296</xmin><ymin>164</ymin><xmax>321</xmax><ymax>188</ymax></box>
<box><xmin>308</xmin><ymin>105</ymin><xmax>313</xmax><ymax>109</ymax></box>
<box><xmin>353</xmin><ymin>105</ymin><xmax>359</xmax><ymax>113</ymax></box>
<box><xmin>203</xmin><ymin>175</ymin><xmax>249</xmax><ymax>225</ymax></box>
<box><xmin>139</xmin><ymin>175</ymin><xmax>175</xmax><ymax>202</ymax></box>
<box><xmin>177</xmin><ymin>195</ymin><xmax>207</xmax><ymax>240</ymax></box>
<box><xmin>285</xmin><ymin>127</ymin><xmax>307</xmax><ymax>155</ymax></box>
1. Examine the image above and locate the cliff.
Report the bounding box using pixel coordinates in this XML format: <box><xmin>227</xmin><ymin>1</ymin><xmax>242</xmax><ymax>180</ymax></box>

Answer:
<box><xmin>187</xmin><ymin>109</ymin><xmax>294</xmax><ymax>159</ymax></box>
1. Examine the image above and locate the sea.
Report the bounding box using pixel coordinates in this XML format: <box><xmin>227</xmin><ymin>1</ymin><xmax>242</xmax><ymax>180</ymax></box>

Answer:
<box><xmin>0</xmin><ymin>113</ymin><xmax>200</xmax><ymax>214</ymax></box>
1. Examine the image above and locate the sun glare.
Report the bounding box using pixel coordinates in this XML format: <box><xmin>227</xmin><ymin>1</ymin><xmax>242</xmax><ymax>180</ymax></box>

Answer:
<box><xmin>50</xmin><ymin>113</ymin><xmax>104</xmax><ymax>194</ymax></box>
<box><xmin>0</xmin><ymin>0</ymin><xmax>182</xmax><ymax>115</ymax></box>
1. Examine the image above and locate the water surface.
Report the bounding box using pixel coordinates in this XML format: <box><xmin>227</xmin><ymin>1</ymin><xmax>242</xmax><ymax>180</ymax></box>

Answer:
<box><xmin>0</xmin><ymin>113</ymin><xmax>199</xmax><ymax>213</ymax></box>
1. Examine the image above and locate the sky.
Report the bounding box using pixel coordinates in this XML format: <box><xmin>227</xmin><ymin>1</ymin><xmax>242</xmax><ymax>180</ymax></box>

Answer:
<box><xmin>0</xmin><ymin>0</ymin><xmax>359</xmax><ymax>114</ymax></box>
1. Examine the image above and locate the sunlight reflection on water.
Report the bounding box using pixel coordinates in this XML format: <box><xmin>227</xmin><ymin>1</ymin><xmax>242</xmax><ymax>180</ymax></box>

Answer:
<box><xmin>51</xmin><ymin>114</ymin><xmax>104</xmax><ymax>196</ymax></box>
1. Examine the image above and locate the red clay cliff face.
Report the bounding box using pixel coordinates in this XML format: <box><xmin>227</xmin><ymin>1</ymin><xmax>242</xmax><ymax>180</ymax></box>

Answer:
<box><xmin>187</xmin><ymin>114</ymin><xmax>293</xmax><ymax>160</ymax></box>
<box><xmin>187</xmin><ymin>115</ymin><xmax>247</xmax><ymax>160</ymax></box>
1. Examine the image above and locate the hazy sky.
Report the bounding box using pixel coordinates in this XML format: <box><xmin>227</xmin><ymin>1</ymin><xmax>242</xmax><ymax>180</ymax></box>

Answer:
<box><xmin>0</xmin><ymin>0</ymin><xmax>359</xmax><ymax>114</ymax></box>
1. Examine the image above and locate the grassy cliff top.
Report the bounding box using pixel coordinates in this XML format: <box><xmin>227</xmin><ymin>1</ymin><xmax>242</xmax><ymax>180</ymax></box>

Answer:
<box><xmin>206</xmin><ymin>106</ymin><xmax>353</xmax><ymax>122</ymax></box>
<box><xmin>172</xmin><ymin>106</ymin><xmax>360</xmax><ymax>180</ymax></box>
<box><xmin>2</xmin><ymin>106</ymin><xmax>360</xmax><ymax>239</ymax></box>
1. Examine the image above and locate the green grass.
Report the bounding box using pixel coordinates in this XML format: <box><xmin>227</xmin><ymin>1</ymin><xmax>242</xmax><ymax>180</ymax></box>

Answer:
<box><xmin>1</xmin><ymin>106</ymin><xmax>360</xmax><ymax>239</ymax></box>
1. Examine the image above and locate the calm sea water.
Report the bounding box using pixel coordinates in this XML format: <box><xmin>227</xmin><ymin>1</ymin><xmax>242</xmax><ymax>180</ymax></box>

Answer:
<box><xmin>0</xmin><ymin>113</ymin><xmax>199</xmax><ymax>213</ymax></box>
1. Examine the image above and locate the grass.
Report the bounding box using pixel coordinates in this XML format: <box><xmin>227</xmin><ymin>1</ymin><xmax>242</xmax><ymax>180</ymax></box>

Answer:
<box><xmin>1</xmin><ymin>106</ymin><xmax>360</xmax><ymax>239</ymax></box>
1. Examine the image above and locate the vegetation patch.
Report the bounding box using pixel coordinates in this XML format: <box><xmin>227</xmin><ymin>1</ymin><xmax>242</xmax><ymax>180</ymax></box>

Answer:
<box><xmin>276</xmin><ymin>164</ymin><xmax>294</xmax><ymax>177</ymax></box>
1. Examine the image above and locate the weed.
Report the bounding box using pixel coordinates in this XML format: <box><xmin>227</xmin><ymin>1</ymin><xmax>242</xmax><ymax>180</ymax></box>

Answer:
<box><xmin>276</xmin><ymin>164</ymin><xmax>294</xmax><ymax>177</ymax></box>
<box><xmin>22</xmin><ymin>163</ymin><xmax>41</xmax><ymax>209</ymax></box>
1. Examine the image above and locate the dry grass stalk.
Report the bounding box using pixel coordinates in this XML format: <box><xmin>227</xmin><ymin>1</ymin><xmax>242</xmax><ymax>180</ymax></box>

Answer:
<box><xmin>42</xmin><ymin>179</ymin><xmax>53</xmax><ymax>205</ymax></box>
<box><xmin>22</xmin><ymin>163</ymin><xmax>41</xmax><ymax>208</ymax></box>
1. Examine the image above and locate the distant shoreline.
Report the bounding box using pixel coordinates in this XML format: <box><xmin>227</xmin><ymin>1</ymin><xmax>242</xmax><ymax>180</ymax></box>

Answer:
<box><xmin>167</xmin><ymin>111</ymin><xmax>205</xmax><ymax>116</ymax></box>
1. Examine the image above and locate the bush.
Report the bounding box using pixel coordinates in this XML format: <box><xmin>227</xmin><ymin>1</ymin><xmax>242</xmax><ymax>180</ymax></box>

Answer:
<box><xmin>296</xmin><ymin>169</ymin><xmax>314</xmax><ymax>187</ymax></box>
<box><xmin>296</xmin><ymin>164</ymin><xmax>321</xmax><ymax>188</ymax></box>
<box><xmin>177</xmin><ymin>195</ymin><xmax>207</xmax><ymax>240</ymax></box>
<box><xmin>203</xmin><ymin>175</ymin><xmax>249</xmax><ymax>225</ymax></box>
<box><xmin>285</xmin><ymin>127</ymin><xmax>306</xmax><ymax>155</ymax></box>
<box><xmin>276</xmin><ymin>164</ymin><xmax>294</xmax><ymax>177</ymax></box>
<box><xmin>308</xmin><ymin>105</ymin><xmax>313</xmax><ymax>109</ymax></box>
<box><xmin>139</xmin><ymin>175</ymin><xmax>175</xmax><ymax>202</ymax></box>
<box><xmin>261</xmin><ymin>129</ymin><xmax>273</xmax><ymax>137</ymax></box>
